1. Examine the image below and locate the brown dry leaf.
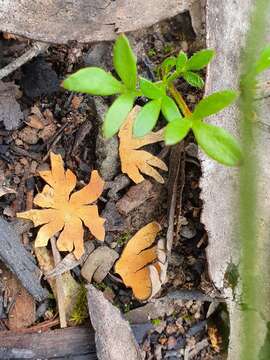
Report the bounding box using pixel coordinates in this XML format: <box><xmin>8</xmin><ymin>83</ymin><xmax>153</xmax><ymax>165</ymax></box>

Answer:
<box><xmin>115</xmin><ymin>222</ymin><xmax>166</xmax><ymax>301</ymax></box>
<box><xmin>26</xmin><ymin>114</ymin><xmax>45</xmax><ymax>129</ymax></box>
<box><xmin>0</xmin><ymin>80</ymin><xmax>23</xmax><ymax>130</ymax></box>
<box><xmin>118</xmin><ymin>106</ymin><xmax>168</xmax><ymax>184</ymax></box>
<box><xmin>17</xmin><ymin>152</ymin><xmax>105</xmax><ymax>259</ymax></box>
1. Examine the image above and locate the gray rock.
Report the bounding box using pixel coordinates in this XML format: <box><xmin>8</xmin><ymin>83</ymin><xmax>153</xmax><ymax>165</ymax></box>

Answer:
<box><xmin>84</xmin><ymin>43</ymin><xmax>112</xmax><ymax>70</ymax></box>
<box><xmin>102</xmin><ymin>201</ymin><xmax>126</xmax><ymax>233</ymax></box>
<box><xmin>180</xmin><ymin>224</ymin><xmax>196</xmax><ymax>239</ymax></box>
<box><xmin>81</xmin><ymin>246</ymin><xmax>119</xmax><ymax>283</ymax></box>
<box><xmin>94</xmin><ymin>97</ymin><xmax>120</xmax><ymax>181</ymax></box>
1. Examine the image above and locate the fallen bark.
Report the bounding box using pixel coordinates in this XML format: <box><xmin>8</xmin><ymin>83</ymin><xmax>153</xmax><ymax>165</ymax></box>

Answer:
<box><xmin>0</xmin><ymin>218</ymin><xmax>48</xmax><ymax>302</ymax></box>
<box><xmin>0</xmin><ymin>0</ymin><xmax>197</xmax><ymax>44</ymax></box>
<box><xmin>0</xmin><ymin>327</ymin><xmax>96</xmax><ymax>360</ymax></box>
<box><xmin>0</xmin><ymin>322</ymin><xmax>151</xmax><ymax>360</ymax></box>
<box><xmin>87</xmin><ymin>285</ymin><xmax>142</xmax><ymax>360</ymax></box>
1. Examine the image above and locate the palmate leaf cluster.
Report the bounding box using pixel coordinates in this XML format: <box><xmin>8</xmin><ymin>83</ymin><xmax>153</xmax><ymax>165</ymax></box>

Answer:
<box><xmin>63</xmin><ymin>34</ymin><xmax>244</xmax><ymax>166</ymax></box>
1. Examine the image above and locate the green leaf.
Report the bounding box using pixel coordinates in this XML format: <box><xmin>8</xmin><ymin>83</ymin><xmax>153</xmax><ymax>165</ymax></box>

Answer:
<box><xmin>176</xmin><ymin>51</ymin><xmax>188</xmax><ymax>71</ymax></box>
<box><xmin>255</xmin><ymin>45</ymin><xmax>270</xmax><ymax>73</ymax></box>
<box><xmin>161</xmin><ymin>56</ymin><xmax>176</xmax><ymax>74</ymax></box>
<box><xmin>113</xmin><ymin>34</ymin><xmax>137</xmax><ymax>90</ymax></box>
<box><xmin>165</xmin><ymin>118</ymin><xmax>191</xmax><ymax>145</ymax></box>
<box><xmin>133</xmin><ymin>99</ymin><xmax>162</xmax><ymax>137</ymax></box>
<box><xmin>192</xmin><ymin>121</ymin><xmax>242</xmax><ymax>166</ymax></box>
<box><xmin>186</xmin><ymin>49</ymin><xmax>215</xmax><ymax>71</ymax></box>
<box><xmin>161</xmin><ymin>96</ymin><xmax>182</xmax><ymax>122</ymax></box>
<box><xmin>140</xmin><ymin>78</ymin><xmax>164</xmax><ymax>99</ymax></box>
<box><xmin>193</xmin><ymin>90</ymin><xmax>238</xmax><ymax>118</ymax></box>
<box><xmin>183</xmin><ymin>71</ymin><xmax>204</xmax><ymax>88</ymax></box>
<box><xmin>103</xmin><ymin>93</ymin><xmax>135</xmax><ymax>138</ymax></box>
<box><xmin>63</xmin><ymin>67</ymin><xmax>124</xmax><ymax>95</ymax></box>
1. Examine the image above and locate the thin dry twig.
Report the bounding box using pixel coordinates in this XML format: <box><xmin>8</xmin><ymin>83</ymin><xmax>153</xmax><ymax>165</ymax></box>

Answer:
<box><xmin>50</xmin><ymin>237</ymin><xmax>67</xmax><ymax>328</ymax></box>
<box><xmin>0</xmin><ymin>42</ymin><xmax>49</xmax><ymax>80</ymax></box>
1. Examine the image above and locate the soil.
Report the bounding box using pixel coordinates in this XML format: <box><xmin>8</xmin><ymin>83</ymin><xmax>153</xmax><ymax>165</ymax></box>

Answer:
<box><xmin>0</xmin><ymin>12</ymin><xmax>226</xmax><ymax>360</ymax></box>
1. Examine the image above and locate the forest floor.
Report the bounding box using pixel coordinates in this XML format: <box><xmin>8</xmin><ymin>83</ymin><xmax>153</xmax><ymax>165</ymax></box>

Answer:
<box><xmin>0</xmin><ymin>12</ymin><xmax>226</xmax><ymax>360</ymax></box>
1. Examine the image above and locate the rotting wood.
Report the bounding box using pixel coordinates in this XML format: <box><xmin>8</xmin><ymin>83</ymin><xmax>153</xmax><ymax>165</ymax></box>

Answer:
<box><xmin>0</xmin><ymin>218</ymin><xmax>48</xmax><ymax>302</ymax></box>
<box><xmin>0</xmin><ymin>323</ymin><xmax>151</xmax><ymax>360</ymax></box>
<box><xmin>0</xmin><ymin>0</ymin><xmax>198</xmax><ymax>44</ymax></box>
<box><xmin>0</xmin><ymin>326</ymin><xmax>96</xmax><ymax>360</ymax></box>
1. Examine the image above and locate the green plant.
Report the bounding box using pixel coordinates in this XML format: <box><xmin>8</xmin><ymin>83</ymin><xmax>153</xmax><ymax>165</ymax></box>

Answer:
<box><xmin>238</xmin><ymin>0</ymin><xmax>270</xmax><ymax>355</ymax></box>
<box><xmin>151</xmin><ymin>318</ymin><xmax>162</xmax><ymax>325</ymax></box>
<box><xmin>69</xmin><ymin>284</ymin><xmax>88</xmax><ymax>325</ymax></box>
<box><xmin>116</xmin><ymin>232</ymin><xmax>131</xmax><ymax>246</ymax></box>
<box><xmin>63</xmin><ymin>34</ymin><xmax>242</xmax><ymax>166</ymax></box>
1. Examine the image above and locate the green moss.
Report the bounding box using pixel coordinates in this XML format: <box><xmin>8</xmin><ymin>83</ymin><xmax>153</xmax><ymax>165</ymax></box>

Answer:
<box><xmin>116</xmin><ymin>232</ymin><xmax>131</xmax><ymax>246</ymax></box>
<box><xmin>151</xmin><ymin>318</ymin><xmax>162</xmax><ymax>325</ymax></box>
<box><xmin>163</xmin><ymin>43</ymin><xmax>174</xmax><ymax>54</ymax></box>
<box><xmin>123</xmin><ymin>303</ymin><xmax>131</xmax><ymax>313</ymax></box>
<box><xmin>147</xmin><ymin>48</ymin><xmax>157</xmax><ymax>58</ymax></box>
<box><xmin>94</xmin><ymin>282</ymin><xmax>107</xmax><ymax>290</ymax></box>
<box><xmin>69</xmin><ymin>284</ymin><xmax>88</xmax><ymax>325</ymax></box>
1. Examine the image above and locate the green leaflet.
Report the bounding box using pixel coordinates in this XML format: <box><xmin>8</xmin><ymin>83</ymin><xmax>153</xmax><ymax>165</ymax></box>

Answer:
<box><xmin>103</xmin><ymin>93</ymin><xmax>135</xmax><ymax>138</ymax></box>
<box><xmin>161</xmin><ymin>96</ymin><xmax>182</xmax><ymax>122</ymax></box>
<box><xmin>192</xmin><ymin>121</ymin><xmax>242</xmax><ymax>166</ymax></box>
<box><xmin>133</xmin><ymin>99</ymin><xmax>162</xmax><ymax>137</ymax></box>
<box><xmin>255</xmin><ymin>45</ymin><xmax>270</xmax><ymax>73</ymax></box>
<box><xmin>165</xmin><ymin>118</ymin><xmax>191</xmax><ymax>145</ymax></box>
<box><xmin>176</xmin><ymin>51</ymin><xmax>188</xmax><ymax>72</ymax></box>
<box><xmin>161</xmin><ymin>57</ymin><xmax>176</xmax><ymax>75</ymax></box>
<box><xmin>193</xmin><ymin>90</ymin><xmax>238</xmax><ymax>118</ymax></box>
<box><xmin>186</xmin><ymin>49</ymin><xmax>215</xmax><ymax>71</ymax></box>
<box><xmin>63</xmin><ymin>67</ymin><xmax>124</xmax><ymax>95</ymax></box>
<box><xmin>113</xmin><ymin>34</ymin><xmax>137</xmax><ymax>90</ymax></box>
<box><xmin>183</xmin><ymin>71</ymin><xmax>204</xmax><ymax>89</ymax></box>
<box><xmin>140</xmin><ymin>78</ymin><xmax>165</xmax><ymax>99</ymax></box>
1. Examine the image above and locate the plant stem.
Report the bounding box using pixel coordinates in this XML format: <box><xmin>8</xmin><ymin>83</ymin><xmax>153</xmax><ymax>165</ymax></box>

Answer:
<box><xmin>168</xmin><ymin>83</ymin><xmax>192</xmax><ymax>117</ymax></box>
<box><xmin>239</xmin><ymin>0</ymin><xmax>270</xmax><ymax>359</ymax></box>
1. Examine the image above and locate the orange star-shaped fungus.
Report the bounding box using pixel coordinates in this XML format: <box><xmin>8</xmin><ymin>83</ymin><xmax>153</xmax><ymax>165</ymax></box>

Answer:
<box><xmin>115</xmin><ymin>222</ymin><xmax>166</xmax><ymax>300</ymax></box>
<box><xmin>17</xmin><ymin>152</ymin><xmax>105</xmax><ymax>259</ymax></box>
<box><xmin>118</xmin><ymin>106</ymin><xmax>168</xmax><ymax>184</ymax></box>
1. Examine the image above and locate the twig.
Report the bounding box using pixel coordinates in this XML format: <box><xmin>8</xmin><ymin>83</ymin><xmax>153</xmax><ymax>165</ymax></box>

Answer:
<box><xmin>166</xmin><ymin>289</ymin><xmax>226</xmax><ymax>303</ymax></box>
<box><xmin>50</xmin><ymin>237</ymin><xmax>67</xmax><ymax>328</ymax></box>
<box><xmin>42</xmin><ymin>122</ymin><xmax>70</xmax><ymax>162</ymax></box>
<box><xmin>0</xmin><ymin>42</ymin><xmax>49</xmax><ymax>80</ymax></box>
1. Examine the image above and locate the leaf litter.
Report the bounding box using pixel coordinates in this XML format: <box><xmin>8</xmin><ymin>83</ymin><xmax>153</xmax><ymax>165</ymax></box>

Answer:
<box><xmin>0</xmin><ymin>80</ymin><xmax>23</xmax><ymax>130</ymax></box>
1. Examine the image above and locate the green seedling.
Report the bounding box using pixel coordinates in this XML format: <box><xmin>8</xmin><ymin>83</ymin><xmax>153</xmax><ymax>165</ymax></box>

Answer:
<box><xmin>151</xmin><ymin>318</ymin><xmax>162</xmax><ymax>325</ymax></box>
<box><xmin>63</xmin><ymin>34</ymin><xmax>242</xmax><ymax>166</ymax></box>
